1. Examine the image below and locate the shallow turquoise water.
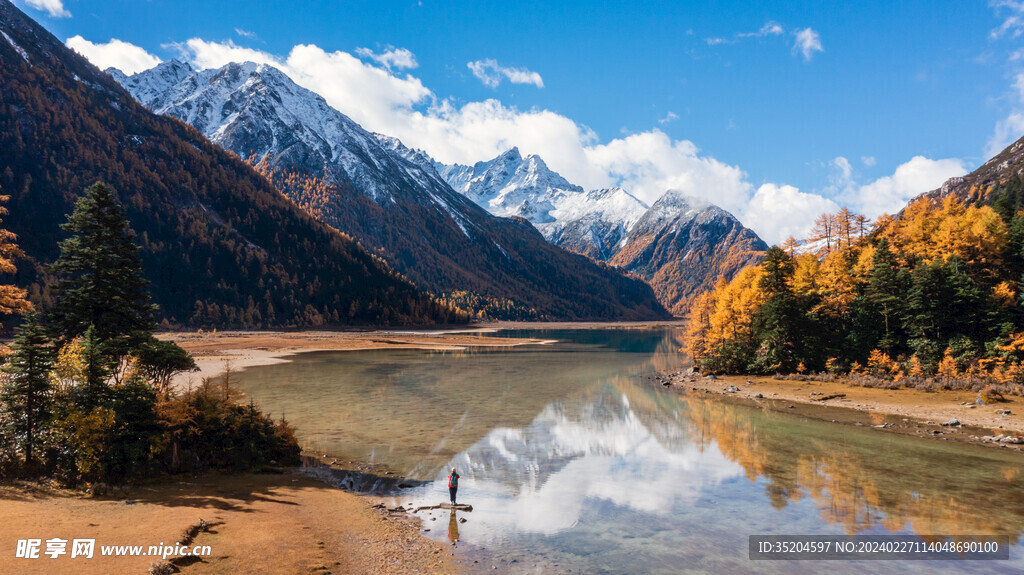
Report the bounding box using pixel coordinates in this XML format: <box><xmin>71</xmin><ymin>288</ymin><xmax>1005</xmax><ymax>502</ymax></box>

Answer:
<box><xmin>235</xmin><ymin>328</ymin><xmax>1024</xmax><ymax>574</ymax></box>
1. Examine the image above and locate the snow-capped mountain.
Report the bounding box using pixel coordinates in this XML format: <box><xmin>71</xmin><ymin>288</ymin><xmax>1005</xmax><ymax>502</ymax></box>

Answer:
<box><xmin>538</xmin><ymin>187</ymin><xmax>650</xmax><ymax>260</ymax></box>
<box><xmin>436</xmin><ymin>149</ymin><xmax>650</xmax><ymax>259</ymax></box>
<box><xmin>436</xmin><ymin>147</ymin><xmax>586</xmax><ymax>223</ymax></box>
<box><xmin>111</xmin><ymin>60</ymin><xmax>668</xmax><ymax>321</ymax></box>
<box><xmin>436</xmin><ymin>150</ymin><xmax>767</xmax><ymax>313</ymax></box>
<box><xmin>113</xmin><ymin>60</ymin><xmax>457</xmax><ymax>205</ymax></box>
<box><xmin>608</xmin><ymin>190</ymin><xmax>767</xmax><ymax>315</ymax></box>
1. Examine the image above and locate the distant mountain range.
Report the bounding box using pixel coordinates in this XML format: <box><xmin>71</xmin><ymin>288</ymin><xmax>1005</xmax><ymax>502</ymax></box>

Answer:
<box><xmin>436</xmin><ymin>148</ymin><xmax>650</xmax><ymax>260</ymax></box>
<box><xmin>0</xmin><ymin>0</ymin><xmax>460</xmax><ymax>328</ymax></box>
<box><xmin>112</xmin><ymin>60</ymin><xmax>668</xmax><ymax>321</ymax></box>
<box><xmin>437</xmin><ymin>150</ymin><xmax>766</xmax><ymax>315</ymax></box>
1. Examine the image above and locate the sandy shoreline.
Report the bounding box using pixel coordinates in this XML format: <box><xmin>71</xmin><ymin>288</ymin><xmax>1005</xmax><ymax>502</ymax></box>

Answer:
<box><xmin>161</xmin><ymin>328</ymin><xmax>552</xmax><ymax>385</ymax></box>
<box><xmin>0</xmin><ymin>471</ymin><xmax>457</xmax><ymax>574</ymax></box>
<box><xmin>662</xmin><ymin>370</ymin><xmax>1024</xmax><ymax>448</ymax></box>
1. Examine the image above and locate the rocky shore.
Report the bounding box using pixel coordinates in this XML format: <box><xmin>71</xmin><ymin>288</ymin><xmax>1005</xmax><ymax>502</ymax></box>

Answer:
<box><xmin>652</xmin><ymin>368</ymin><xmax>1024</xmax><ymax>451</ymax></box>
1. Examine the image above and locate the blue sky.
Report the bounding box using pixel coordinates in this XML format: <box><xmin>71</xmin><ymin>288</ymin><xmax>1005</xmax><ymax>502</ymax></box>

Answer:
<box><xmin>17</xmin><ymin>0</ymin><xmax>1024</xmax><ymax>242</ymax></box>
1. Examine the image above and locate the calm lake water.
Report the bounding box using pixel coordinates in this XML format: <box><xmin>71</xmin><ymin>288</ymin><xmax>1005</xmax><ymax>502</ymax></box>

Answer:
<box><xmin>235</xmin><ymin>328</ymin><xmax>1024</xmax><ymax>574</ymax></box>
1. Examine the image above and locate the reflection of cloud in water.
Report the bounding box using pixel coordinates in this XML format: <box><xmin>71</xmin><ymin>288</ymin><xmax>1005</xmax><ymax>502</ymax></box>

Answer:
<box><xmin>429</xmin><ymin>389</ymin><xmax>743</xmax><ymax>536</ymax></box>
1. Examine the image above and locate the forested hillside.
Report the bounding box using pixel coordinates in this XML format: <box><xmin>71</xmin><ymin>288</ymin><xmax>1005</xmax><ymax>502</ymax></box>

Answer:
<box><xmin>685</xmin><ymin>166</ymin><xmax>1024</xmax><ymax>394</ymax></box>
<box><xmin>0</xmin><ymin>0</ymin><xmax>463</xmax><ymax>328</ymax></box>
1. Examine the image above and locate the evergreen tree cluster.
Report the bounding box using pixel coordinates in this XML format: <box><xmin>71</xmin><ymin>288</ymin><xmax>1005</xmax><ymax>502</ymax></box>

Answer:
<box><xmin>685</xmin><ymin>197</ymin><xmax>1024</xmax><ymax>392</ymax></box>
<box><xmin>0</xmin><ymin>184</ymin><xmax>300</xmax><ymax>483</ymax></box>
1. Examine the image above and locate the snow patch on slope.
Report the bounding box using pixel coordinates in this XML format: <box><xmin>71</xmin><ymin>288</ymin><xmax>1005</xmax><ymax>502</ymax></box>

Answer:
<box><xmin>2</xmin><ymin>30</ymin><xmax>29</xmax><ymax>63</ymax></box>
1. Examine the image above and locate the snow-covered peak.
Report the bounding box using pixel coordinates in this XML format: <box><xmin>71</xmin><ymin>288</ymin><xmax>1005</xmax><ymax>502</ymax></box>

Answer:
<box><xmin>646</xmin><ymin>190</ymin><xmax>717</xmax><ymax>221</ymax></box>
<box><xmin>374</xmin><ymin>133</ymin><xmax>439</xmax><ymax>175</ymax></box>
<box><xmin>112</xmin><ymin>59</ymin><xmax>478</xmax><ymax>225</ymax></box>
<box><xmin>499</xmin><ymin>146</ymin><xmax>522</xmax><ymax>161</ymax></box>
<box><xmin>436</xmin><ymin>148</ymin><xmax>584</xmax><ymax>223</ymax></box>
<box><xmin>623</xmin><ymin>190</ymin><xmax>731</xmax><ymax>246</ymax></box>
<box><xmin>436</xmin><ymin>150</ymin><xmax>652</xmax><ymax>259</ymax></box>
<box><xmin>110</xmin><ymin>59</ymin><xmax>193</xmax><ymax>106</ymax></box>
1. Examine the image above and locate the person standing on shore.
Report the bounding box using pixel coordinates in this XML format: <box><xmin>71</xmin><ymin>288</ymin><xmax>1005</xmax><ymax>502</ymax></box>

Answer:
<box><xmin>448</xmin><ymin>467</ymin><xmax>460</xmax><ymax>505</ymax></box>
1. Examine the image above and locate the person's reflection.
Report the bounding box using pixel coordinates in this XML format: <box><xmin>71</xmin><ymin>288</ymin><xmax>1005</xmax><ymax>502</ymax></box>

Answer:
<box><xmin>447</xmin><ymin>510</ymin><xmax>460</xmax><ymax>546</ymax></box>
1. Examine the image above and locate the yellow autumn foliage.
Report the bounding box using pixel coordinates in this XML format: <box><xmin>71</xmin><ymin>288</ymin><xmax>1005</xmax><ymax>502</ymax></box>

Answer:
<box><xmin>812</xmin><ymin>248</ymin><xmax>857</xmax><ymax>318</ymax></box>
<box><xmin>877</xmin><ymin>196</ymin><xmax>1007</xmax><ymax>273</ymax></box>
<box><xmin>936</xmin><ymin>348</ymin><xmax>959</xmax><ymax>378</ymax></box>
<box><xmin>993</xmin><ymin>281</ymin><xmax>1017</xmax><ymax>308</ymax></box>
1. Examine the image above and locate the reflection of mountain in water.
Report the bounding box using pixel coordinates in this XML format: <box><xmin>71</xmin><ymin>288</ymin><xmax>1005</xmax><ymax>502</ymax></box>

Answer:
<box><xmin>446</xmin><ymin>381</ymin><xmax>743</xmax><ymax>535</ymax></box>
<box><xmin>437</xmin><ymin>377</ymin><xmax>1024</xmax><ymax>541</ymax></box>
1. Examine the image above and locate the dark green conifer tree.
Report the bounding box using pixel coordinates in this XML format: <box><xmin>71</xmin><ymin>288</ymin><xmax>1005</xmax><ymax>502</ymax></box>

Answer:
<box><xmin>48</xmin><ymin>182</ymin><xmax>157</xmax><ymax>355</ymax></box>
<box><xmin>750</xmin><ymin>246</ymin><xmax>807</xmax><ymax>373</ymax></box>
<box><xmin>75</xmin><ymin>325</ymin><xmax>111</xmax><ymax>410</ymax></box>
<box><xmin>864</xmin><ymin>239</ymin><xmax>908</xmax><ymax>352</ymax></box>
<box><xmin>1</xmin><ymin>313</ymin><xmax>55</xmax><ymax>468</ymax></box>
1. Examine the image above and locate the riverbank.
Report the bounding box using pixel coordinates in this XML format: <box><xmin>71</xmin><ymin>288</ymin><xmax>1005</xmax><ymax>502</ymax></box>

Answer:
<box><xmin>662</xmin><ymin>370</ymin><xmax>1024</xmax><ymax>448</ymax></box>
<box><xmin>479</xmin><ymin>319</ymin><xmax>686</xmax><ymax>330</ymax></box>
<box><xmin>0</xmin><ymin>471</ymin><xmax>457</xmax><ymax>574</ymax></box>
<box><xmin>161</xmin><ymin>328</ymin><xmax>550</xmax><ymax>386</ymax></box>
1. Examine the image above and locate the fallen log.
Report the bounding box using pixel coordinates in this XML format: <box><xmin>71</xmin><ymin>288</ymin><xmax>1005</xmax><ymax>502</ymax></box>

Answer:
<box><xmin>813</xmin><ymin>394</ymin><xmax>846</xmax><ymax>402</ymax></box>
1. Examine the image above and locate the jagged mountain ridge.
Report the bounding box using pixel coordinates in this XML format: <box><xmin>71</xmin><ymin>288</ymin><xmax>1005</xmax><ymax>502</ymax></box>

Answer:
<box><xmin>0</xmin><ymin>0</ymin><xmax>460</xmax><ymax>327</ymax></box>
<box><xmin>914</xmin><ymin>135</ymin><xmax>1024</xmax><ymax>207</ymax></box>
<box><xmin>608</xmin><ymin>191</ymin><xmax>767</xmax><ymax>315</ymax></box>
<box><xmin>437</xmin><ymin>149</ymin><xmax>650</xmax><ymax>260</ymax></box>
<box><xmin>436</xmin><ymin>151</ymin><xmax>767</xmax><ymax>314</ymax></box>
<box><xmin>114</xmin><ymin>60</ymin><xmax>668</xmax><ymax>320</ymax></box>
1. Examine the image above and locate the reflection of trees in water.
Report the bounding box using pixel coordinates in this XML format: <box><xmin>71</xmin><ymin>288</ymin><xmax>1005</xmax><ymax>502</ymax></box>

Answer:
<box><xmin>675</xmin><ymin>394</ymin><xmax>1024</xmax><ymax>538</ymax></box>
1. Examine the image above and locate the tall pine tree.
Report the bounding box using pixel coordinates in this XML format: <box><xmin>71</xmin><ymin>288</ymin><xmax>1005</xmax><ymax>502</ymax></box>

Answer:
<box><xmin>864</xmin><ymin>238</ymin><xmax>908</xmax><ymax>352</ymax></box>
<box><xmin>1</xmin><ymin>313</ymin><xmax>55</xmax><ymax>469</ymax></box>
<box><xmin>49</xmin><ymin>182</ymin><xmax>157</xmax><ymax>355</ymax></box>
<box><xmin>750</xmin><ymin>246</ymin><xmax>807</xmax><ymax>373</ymax></box>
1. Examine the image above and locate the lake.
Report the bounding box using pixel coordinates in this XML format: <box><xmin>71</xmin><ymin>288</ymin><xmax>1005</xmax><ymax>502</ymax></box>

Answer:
<box><xmin>234</xmin><ymin>328</ymin><xmax>1024</xmax><ymax>574</ymax></box>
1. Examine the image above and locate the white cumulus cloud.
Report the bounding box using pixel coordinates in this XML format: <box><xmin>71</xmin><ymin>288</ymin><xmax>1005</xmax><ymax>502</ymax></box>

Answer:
<box><xmin>25</xmin><ymin>0</ymin><xmax>69</xmax><ymax>18</ymax></box>
<box><xmin>355</xmin><ymin>46</ymin><xmax>418</xmax><ymax>70</ymax></box>
<box><xmin>65</xmin><ymin>35</ymin><xmax>162</xmax><ymax>75</ymax></box>
<box><xmin>849</xmin><ymin>155</ymin><xmax>967</xmax><ymax>217</ymax></box>
<box><xmin>742</xmin><ymin>184</ymin><xmax>839</xmax><ymax>244</ymax></box>
<box><xmin>584</xmin><ymin>131</ymin><xmax>752</xmax><ymax>210</ymax></box>
<box><xmin>467</xmin><ymin>58</ymin><xmax>544</xmax><ymax>89</ymax></box>
<box><xmin>130</xmin><ymin>36</ymin><xmax>961</xmax><ymax>248</ymax></box>
<box><xmin>793</xmin><ymin>28</ymin><xmax>823</xmax><ymax>61</ymax></box>
<box><xmin>986</xmin><ymin>64</ymin><xmax>1024</xmax><ymax>156</ymax></box>
<box><xmin>742</xmin><ymin>155</ymin><xmax>965</xmax><ymax>245</ymax></box>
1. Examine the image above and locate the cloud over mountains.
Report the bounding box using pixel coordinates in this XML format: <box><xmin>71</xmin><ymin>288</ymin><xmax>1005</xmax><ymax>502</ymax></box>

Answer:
<box><xmin>70</xmin><ymin>33</ymin><xmax>961</xmax><ymax>244</ymax></box>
